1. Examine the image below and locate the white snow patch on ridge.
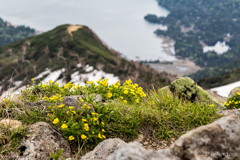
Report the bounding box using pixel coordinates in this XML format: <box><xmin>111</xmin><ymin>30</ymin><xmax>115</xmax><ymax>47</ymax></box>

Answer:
<box><xmin>42</xmin><ymin>68</ymin><xmax>65</xmax><ymax>83</ymax></box>
<box><xmin>211</xmin><ymin>80</ymin><xmax>240</xmax><ymax>97</ymax></box>
<box><xmin>34</xmin><ymin>68</ymin><xmax>51</xmax><ymax>80</ymax></box>
<box><xmin>203</xmin><ymin>41</ymin><xmax>229</xmax><ymax>54</ymax></box>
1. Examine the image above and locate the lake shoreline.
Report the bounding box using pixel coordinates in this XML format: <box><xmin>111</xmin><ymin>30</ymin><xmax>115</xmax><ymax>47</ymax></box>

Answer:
<box><xmin>144</xmin><ymin>59</ymin><xmax>202</xmax><ymax>77</ymax></box>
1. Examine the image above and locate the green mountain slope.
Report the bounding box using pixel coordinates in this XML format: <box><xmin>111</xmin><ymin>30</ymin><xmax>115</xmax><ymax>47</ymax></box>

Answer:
<box><xmin>197</xmin><ymin>67</ymin><xmax>240</xmax><ymax>89</ymax></box>
<box><xmin>0</xmin><ymin>24</ymin><xmax>173</xmax><ymax>93</ymax></box>
<box><xmin>0</xmin><ymin>17</ymin><xmax>35</xmax><ymax>47</ymax></box>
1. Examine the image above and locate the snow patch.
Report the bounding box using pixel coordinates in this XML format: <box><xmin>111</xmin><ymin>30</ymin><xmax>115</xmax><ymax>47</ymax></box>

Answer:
<box><xmin>70</xmin><ymin>69</ymin><xmax>119</xmax><ymax>86</ymax></box>
<box><xmin>211</xmin><ymin>80</ymin><xmax>240</xmax><ymax>97</ymax></box>
<box><xmin>77</xmin><ymin>63</ymin><xmax>82</xmax><ymax>68</ymax></box>
<box><xmin>85</xmin><ymin>65</ymin><xmax>94</xmax><ymax>72</ymax></box>
<box><xmin>14</xmin><ymin>81</ymin><xmax>22</xmax><ymax>87</ymax></box>
<box><xmin>203</xmin><ymin>41</ymin><xmax>229</xmax><ymax>54</ymax></box>
<box><xmin>42</xmin><ymin>68</ymin><xmax>65</xmax><ymax>83</ymax></box>
<box><xmin>1</xmin><ymin>86</ymin><xmax>26</xmax><ymax>99</ymax></box>
<box><xmin>34</xmin><ymin>68</ymin><xmax>51</xmax><ymax>80</ymax></box>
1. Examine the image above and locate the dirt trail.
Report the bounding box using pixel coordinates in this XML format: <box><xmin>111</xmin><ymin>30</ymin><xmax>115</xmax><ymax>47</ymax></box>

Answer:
<box><xmin>67</xmin><ymin>25</ymin><xmax>83</xmax><ymax>37</ymax></box>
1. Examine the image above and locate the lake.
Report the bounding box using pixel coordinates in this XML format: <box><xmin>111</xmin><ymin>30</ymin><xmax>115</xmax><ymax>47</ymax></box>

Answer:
<box><xmin>0</xmin><ymin>0</ymin><xmax>176</xmax><ymax>61</ymax></box>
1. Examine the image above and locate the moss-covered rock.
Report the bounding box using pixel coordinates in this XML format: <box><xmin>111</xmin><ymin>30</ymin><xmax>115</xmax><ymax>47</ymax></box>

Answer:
<box><xmin>168</xmin><ymin>77</ymin><xmax>224</xmax><ymax>110</ymax></box>
<box><xmin>228</xmin><ymin>86</ymin><xmax>240</xmax><ymax>98</ymax></box>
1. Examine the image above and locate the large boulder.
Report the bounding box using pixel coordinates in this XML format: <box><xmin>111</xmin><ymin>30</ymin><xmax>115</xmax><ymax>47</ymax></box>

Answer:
<box><xmin>168</xmin><ymin>115</ymin><xmax>240</xmax><ymax>159</ymax></box>
<box><xmin>18</xmin><ymin>122</ymin><xmax>71</xmax><ymax>160</ymax></box>
<box><xmin>107</xmin><ymin>115</ymin><xmax>240</xmax><ymax>160</ymax></box>
<box><xmin>169</xmin><ymin>77</ymin><xmax>225</xmax><ymax>109</ymax></box>
<box><xmin>81</xmin><ymin>138</ymin><xmax>126</xmax><ymax>160</ymax></box>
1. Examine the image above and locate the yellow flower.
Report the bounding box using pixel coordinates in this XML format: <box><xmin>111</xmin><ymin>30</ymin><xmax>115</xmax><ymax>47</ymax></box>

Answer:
<box><xmin>42</xmin><ymin>84</ymin><xmax>47</xmax><ymax>88</ymax></box>
<box><xmin>69</xmin><ymin>106</ymin><xmax>73</xmax><ymax>109</ymax></box>
<box><xmin>93</xmin><ymin>117</ymin><xmax>98</xmax><ymax>121</ymax></box>
<box><xmin>209</xmin><ymin>104</ymin><xmax>214</xmax><ymax>107</ymax></box>
<box><xmin>66</xmin><ymin>111</ymin><xmax>69</xmax><ymax>114</ymax></box>
<box><xmin>107</xmin><ymin>93</ymin><xmax>112</xmax><ymax>98</ymax></box>
<box><xmin>72</xmin><ymin>111</ymin><xmax>76</xmax><ymax>114</ymax></box>
<box><xmin>136</xmin><ymin>99</ymin><xmax>139</xmax><ymax>103</ymax></box>
<box><xmin>69</xmin><ymin>135</ymin><xmax>75</xmax><ymax>141</ymax></box>
<box><xmin>101</xmin><ymin>122</ymin><xmax>105</xmax><ymax>125</ymax></box>
<box><xmin>49</xmin><ymin>80</ymin><xmax>53</xmax><ymax>84</ymax></box>
<box><xmin>102</xmin><ymin>81</ymin><xmax>108</xmax><ymax>86</ymax></box>
<box><xmin>123</xmin><ymin>100</ymin><xmax>127</xmax><ymax>103</ymax></box>
<box><xmin>91</xmin><ymin>112</ymin><xmax>99</xmax><ymax>116</ymax></box>
<box><xmin>102</xmin><ymin>135</ymin><xmax>106</xmax><ymax>139</ymax></box>
<box><xmin>84</xmin><ymin>124</ymin><xmax>89</xmax><ymax>131</ymax></box>
<box><xmin>98</xmin><ymin>133</ymin><xmax>102</xmax><ymax>139</ymax></box>
<box><xmin>61</xmin><ymin>124</ymin><xmax>68</xmax><ymax>129</ymax></box>
<box><xmin>92</xmin><ymin>131</ymin><xmax>95</xmax><ymax>134</ymax></box>
<box><xmin>82</xmin><ymin>119</ymin><xmax>87</xmax><ymax>122</ymax></box>
<box><xmin>27</xmin><ymin>85</ymin><xmax>29</xmax><ymax>88</ymax></box>
<box><xmin>31</xmin><ymin>78</ymin><xmax>34</xmax><ymax>81</ymax></box>
<box><xmin>124</xmin><ymin>90</ymin><xmax>128</xmax><ymax>94</ymax></box>
<box><xmin>81</xmin><ymin>134</ymin><xmax>87</xmax><ymax>140</ymax></box>
<box><xmin>58</xmin><ymin>104</ymin><xmax>64</xmax><ymax>108</ymax></box>
<box><xmin>86</xmin><ymin>106</ymin><xmax>91</xmax><ymax>109</ymax></box>
<box><xmin>102</xmin><ymin>129</ymin><xmax>105</xmax><ymax>132</ymax></box>
<box><xmin>42</xmin><ymin>97</ymin><xmax>48</xmax><ymax>100</ymax></box>
<box><xmin>120</xmin><ymin>96</ymin><xmax>124</xmax><ymax>99</ymax></box>
<box><xmin>90</xmin><ymin>81</ymin><xmax>94</xmax><ymax>84</ymax></box>
<box><xmin>47</xmin><ymin>113</ymin><xmax>50</xmax><ymax>116</ymax></box>
<box><xmin>80</xmin><ymin>99</ymin><xmax>84</xmax><ymax>102</ymax></box>
<box><xmin>226</xmin><ymin>104</ymin><xmax>229</xmax><ymax>106</ymax></box>
<box><xmin>55</xmin><ymin>82</ymin><xmax>59</xmax><ymax>86</ymax></box>
<box><xmin>53</xmin><ymin>118</ymin><xmax>59</xmax><ymax>124</ymax></box>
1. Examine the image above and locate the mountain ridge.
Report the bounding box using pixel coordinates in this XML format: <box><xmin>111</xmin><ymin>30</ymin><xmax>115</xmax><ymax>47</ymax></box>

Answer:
<box><xmin>0</xmin><ymin>24</ymin><xmax>175</xmax><ymax>95</ymax></box>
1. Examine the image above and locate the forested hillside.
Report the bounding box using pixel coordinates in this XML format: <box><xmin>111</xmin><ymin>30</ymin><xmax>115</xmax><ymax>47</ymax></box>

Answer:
<box><xmin>0</xmin><ymin>17</ymin><xmax>35</xmax><ymax>47</ymax></box>
<box><xmin>145</xmin><ymin>0</ymin><xmax>240</xmax><ymax>83</ymax></box>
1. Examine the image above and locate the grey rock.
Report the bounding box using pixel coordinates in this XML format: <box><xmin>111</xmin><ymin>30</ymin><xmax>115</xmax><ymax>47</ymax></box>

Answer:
<box><xmin>168</xmin><ymin>115</ymin><xmax>240</xmax><ymax>160</ymax></box>
<box><xmin>15</xmin><ymin>95</ymin><xmax>95</xmax><ymax>113</ymax></box>
<box><xmin>18</xmin><ymin>122</ymin><xmax>71</xmax><ymax>160</ymax></box>
<box><xmin>0</xmin><ymin>119</ymin><xmax>22</xmax><ymax>131</ymax></box>
<box><xmin>220</xmin><ymin>109</ymin><xmax>240</xmax><ymax>117</ymax></box>
<box><xmin>63</xmin><ymin>96</ymin><xmax>95</xmax><ymax>113</ymax></box>
<box><xmin>107</xmin><ymin>142</ymin><xmax>179</xmax><ymax>160</ymax></box>
<box><xmin>81</xmin><ymin>138</ymin><xmax>126</xmax><ymax>160</ymax></box>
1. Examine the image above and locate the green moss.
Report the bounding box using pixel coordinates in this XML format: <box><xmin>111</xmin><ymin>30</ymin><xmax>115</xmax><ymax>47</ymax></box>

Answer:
<box><xmin>170</xmin><ymin>77</ymin><xmax>223</xmax><ymax>110</ymax></box>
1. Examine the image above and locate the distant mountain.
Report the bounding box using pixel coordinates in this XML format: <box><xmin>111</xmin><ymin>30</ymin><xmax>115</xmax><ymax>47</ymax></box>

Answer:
<box><xmin>0</xmin><ymin>17</ymin><xmax>36</xmax><ymax>47</ymax></box>
<box><xmin>0</xmin><ymin>24</ymin><xmax>174</xmax><ymax>94</ymax></box>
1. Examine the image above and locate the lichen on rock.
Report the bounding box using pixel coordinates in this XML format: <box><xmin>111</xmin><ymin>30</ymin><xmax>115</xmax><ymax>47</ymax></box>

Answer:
<box><xmin>169</xmin><ymin>77</ymin><xmax>224</xmax><ymax>109</ymax></box>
